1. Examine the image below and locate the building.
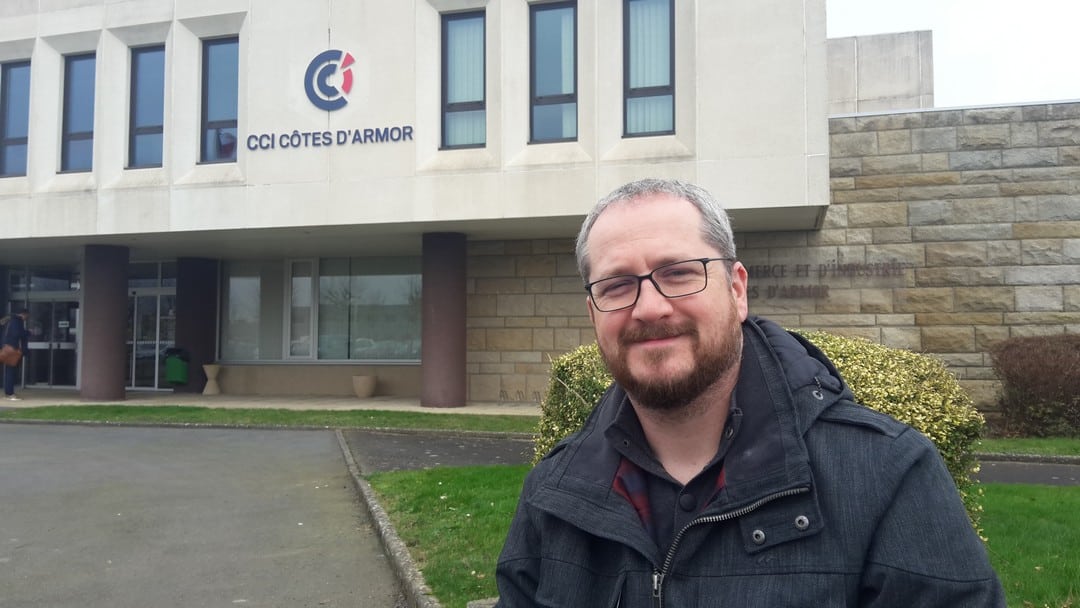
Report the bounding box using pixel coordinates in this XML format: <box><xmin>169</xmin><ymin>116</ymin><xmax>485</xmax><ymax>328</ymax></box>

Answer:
<box><xmin>0</xmin><ymin>0</ymin><xmax>829</xmax><ymax>405</ymax></box>
<box><xmin>4</xmin><ymin>3</ymin><xmax>1078</xmax><ymax>411</ymax></box>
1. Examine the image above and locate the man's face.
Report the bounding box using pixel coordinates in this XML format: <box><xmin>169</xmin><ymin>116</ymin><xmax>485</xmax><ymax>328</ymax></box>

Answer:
<box><xmin>585</xmin><ymin>194</ymin><xmax>749</xmax><ymax>411</ymax></box>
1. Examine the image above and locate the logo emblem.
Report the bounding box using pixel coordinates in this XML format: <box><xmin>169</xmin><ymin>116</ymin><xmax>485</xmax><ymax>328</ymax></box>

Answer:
<box><xmin>304</xmin><ymin>49</ymin><xmax>355</xmax><ymax>111</ymax></box>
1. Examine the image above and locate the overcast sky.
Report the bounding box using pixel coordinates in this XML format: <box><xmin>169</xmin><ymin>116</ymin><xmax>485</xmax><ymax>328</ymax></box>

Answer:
<box><xmin>826</xmin><ymin>0</ymin><xmax>1080</xmax><ymax>108</ymax></box>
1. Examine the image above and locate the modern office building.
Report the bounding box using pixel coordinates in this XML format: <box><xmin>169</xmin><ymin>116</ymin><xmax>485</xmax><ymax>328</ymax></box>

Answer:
<box><xmin>0</xmin><ymin>0</ymin><xmax>829</xmax><ymax>405</ymax></box>
<box><xmin>4</xmin><ymin>2</ymin><xmax>1077</xmax><ymax>410</ymax></box>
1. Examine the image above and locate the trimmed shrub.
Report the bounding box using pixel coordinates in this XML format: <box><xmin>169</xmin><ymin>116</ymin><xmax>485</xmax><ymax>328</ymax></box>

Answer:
<box><xmin>989</xmin><ymin>334</ymin><xmax>1080</xmax><ymax>437</ymax></box>
<box><xmin>534</xmin><ymin>343</ymin><xmax>611</xmax><ymax>463</ymax></box>
<box><xmin>536</xmin><ymin>331</ymin><xmax>986</xmax><ymax>528</ymax></box>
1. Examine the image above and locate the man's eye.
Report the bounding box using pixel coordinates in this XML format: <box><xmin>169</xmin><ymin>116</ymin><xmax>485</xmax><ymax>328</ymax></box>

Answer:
<box><xmin>596</xmin><ymin>278</ymin><xmax>635</xmax><ymax>298</ymax></box>
<box><xmin>657</xmin><ymin>265</ymin><xmax>700</xmax><ymax>282</ymax></box>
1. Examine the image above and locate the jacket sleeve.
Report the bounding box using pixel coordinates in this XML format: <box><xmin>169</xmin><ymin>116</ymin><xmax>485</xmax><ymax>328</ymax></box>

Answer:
<box><xmin>859</xmin><ymin>428</ymin><xmax>1006</xmax><ymax>607</ymax></box>
<box><xmin>494</xmin><ymin>470</ymin><xmax>543</xmax><ymax>608</ymax></box>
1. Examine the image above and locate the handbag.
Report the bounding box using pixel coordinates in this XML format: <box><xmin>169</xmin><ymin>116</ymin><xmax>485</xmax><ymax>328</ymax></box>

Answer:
<box><xmin>0</xmin><ymin>344</ymin><xmax>22</xmax><ymax>367</ymax></box>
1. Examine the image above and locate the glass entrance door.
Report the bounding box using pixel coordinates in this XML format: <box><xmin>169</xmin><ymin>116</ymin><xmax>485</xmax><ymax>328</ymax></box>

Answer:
<box><xmin>126</xmin><ymin>292</ymin><xmax>176</xmax><ymax>389</ymax></box>
<box><xmin>25</xmin><ymin>300</ymin><xmax>79</xmax><ymax>387</ymax></box>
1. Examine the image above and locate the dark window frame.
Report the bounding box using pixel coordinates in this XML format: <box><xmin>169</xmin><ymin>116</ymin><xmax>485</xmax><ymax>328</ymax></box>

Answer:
<box><xmin>128</xmin><ymin>44</ymin><xmax>166</xmax><ymax>169</ymax></box>
<box><xmin>529</xmin><ymin>1</ymin><xmax>578</xmax><ymax>144</ymax></box>
<box><xmin>622</xmin><ymin>0</ymin><xmax>675</xmax><ymax>138</ymax></box>
<box><xmin>0</xmin><ymin>60</ymin><xmax>31</xmax><ymax>178</ymax></box>
<box><xmin>60</xmin><ymin>52</ymin><xmax>96</xmax><ymax>173</ymax></box>
<box><xmin>440</xmin><ymin>10</ymin><xmax>486</xmax><ymax>150</ymax></box>
<box><xmin>200</xmin><ymin>35</ymin><xmax>239</xmax><ymax>164</ymax></box>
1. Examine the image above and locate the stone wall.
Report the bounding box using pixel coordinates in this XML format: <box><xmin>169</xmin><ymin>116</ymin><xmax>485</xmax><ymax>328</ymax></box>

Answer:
<box><xmin>465</xmin><ymin>101</ymin><xmax>1080</xmax><ymax>410</ymax></box>
<box><xmin>748</xmin><ymin>101</ymin><xmax>1080</xmax><ymax>408</ymax></box>
<box><xmin>466</xmin><ymin>240</ymin><xmax>592</xmax><ymax>403</ymax></box>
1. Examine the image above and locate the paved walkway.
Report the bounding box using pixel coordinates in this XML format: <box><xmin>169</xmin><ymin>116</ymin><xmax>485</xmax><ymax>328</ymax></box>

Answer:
<box><xmin>0</xmin><ymin>423</ymin><xmax>406</xmax><ymax>608</ymax></box>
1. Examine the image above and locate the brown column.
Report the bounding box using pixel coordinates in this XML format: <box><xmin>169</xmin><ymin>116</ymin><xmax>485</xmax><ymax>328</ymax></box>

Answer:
<box><xmin>421</xmin><ymin>232</ymin><xmax>467</xmax><ymax>407</ymax></box>
<box><xmin>174</xmin><ymin>258</ymin><xmax>219</xmax><ymax>393</ymax></box>
<box><xmin>81</xmin><ymin>245</ymin><xmax>128</xmax><ymax>401</ymax></box>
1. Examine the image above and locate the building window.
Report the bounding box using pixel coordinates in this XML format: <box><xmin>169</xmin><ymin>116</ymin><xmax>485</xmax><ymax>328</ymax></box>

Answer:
<box><xmin>0</xmin><ymin>60</ymin><xmax>31</xmax><ymax>177</ymax></box>
<box><xmin>441</xmin><ymin>11</ymin><xmax>485</xmax><ymax>148</ymax></box>
<box><xmin>220</xmin><ymin>260</ymin><xmax>285</xmax><ymax>361</ymax></box>
<box><xmin>624</xmin><ymin>0</ymin><xmax>673</xmax><ymax>136</ymax></box>
<box><xmin>129</xmin><ymin>45</ymin><xmax>165</xmax><ymax>168</ymax></box>
<box><xmin>288</xmin><ymin>260</ymin><xmax>314</xmax><ymax>358</ymax></box>
<box><xmin>317</xmin><ymin>258</ymin><xmax>421</xmax><ymax>361</ymax></box>
<box><xmin>219</xmin><ymin>258</ymin><xmax>421</xmax><ymax>362</ymax></box>
<box><xmin>200</xmin><ymin>36</ymin><xmax>238</xmax><ymax>163</ymax></box>
<box><xmin>530</xmin><ymin>1</ymin><xmax>577</xmax><ymax>143</ymax></box>
<box><xmin>61</xmin><ymin>53</ymin><xmax>96</xmax><ymax>172</ymax></box>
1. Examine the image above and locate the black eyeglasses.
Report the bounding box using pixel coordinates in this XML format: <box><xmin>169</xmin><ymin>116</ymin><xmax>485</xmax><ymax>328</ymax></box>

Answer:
<box><xmin>585</xmin><ymin>257</ymin><xmax>734</xmax><ymax>312</ymax></box>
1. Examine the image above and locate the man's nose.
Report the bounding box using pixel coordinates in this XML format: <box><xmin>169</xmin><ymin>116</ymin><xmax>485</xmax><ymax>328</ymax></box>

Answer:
<box><xmin>631</xmin><ymin>278</ymin><xmax>673</xmax><ymax>319</ymax></box>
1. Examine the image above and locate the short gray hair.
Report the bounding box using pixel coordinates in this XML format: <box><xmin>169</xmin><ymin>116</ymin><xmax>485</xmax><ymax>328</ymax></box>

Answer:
<box><xmin>575</xmin><ymin>178</ymin><xmax>737</xmax><ymax>284</ymax></box>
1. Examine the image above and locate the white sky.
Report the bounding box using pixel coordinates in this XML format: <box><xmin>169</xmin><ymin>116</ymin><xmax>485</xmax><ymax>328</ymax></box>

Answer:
<box><xmin>826</xmin><ymin>0</ymin><xmax>1080</xmax><ymax>108</ymax></box>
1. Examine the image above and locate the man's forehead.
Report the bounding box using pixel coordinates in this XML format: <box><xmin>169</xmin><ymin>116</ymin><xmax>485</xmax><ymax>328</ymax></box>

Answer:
<box><xmin>587</xmin><ymin>199</ymin><xmax>715</xmax><ymax>274</ymax></box>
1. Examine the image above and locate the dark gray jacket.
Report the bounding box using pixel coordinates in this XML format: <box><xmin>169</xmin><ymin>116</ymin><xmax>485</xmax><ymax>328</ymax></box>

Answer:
<box><xmin>496</xmin><ymin>316</ymin><xmax>1005</xmax><ymax>607</ymax></box>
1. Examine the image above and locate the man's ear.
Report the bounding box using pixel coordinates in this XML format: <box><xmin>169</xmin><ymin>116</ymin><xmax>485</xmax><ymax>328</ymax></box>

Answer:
<box><xmin>586</xmin><ymin>295</ymin><xmax>596</xmax><ymax>325</ymax></box>
<box><xmin>729</xmin><ymin>262</ymin><xmax>750</xmax><ymax>321</ymax></box>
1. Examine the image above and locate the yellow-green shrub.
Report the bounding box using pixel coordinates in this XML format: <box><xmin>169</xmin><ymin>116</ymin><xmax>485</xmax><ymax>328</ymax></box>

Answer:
<box><xmin>535</xmin><ymin>331</ymin><xmax>986</xmax><ymax>528</ymax></box>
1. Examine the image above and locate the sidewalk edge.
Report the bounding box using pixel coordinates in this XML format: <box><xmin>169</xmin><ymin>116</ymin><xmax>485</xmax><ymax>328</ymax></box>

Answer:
<box><xmin>336</xmin><ymin>429</ymin><xmax>442</xmax><ymax>608</ymax></box>
<box><xmin>976</xmin><ymin>452</ymin><xmax>1080</xmax><ymax>465</ymax></box>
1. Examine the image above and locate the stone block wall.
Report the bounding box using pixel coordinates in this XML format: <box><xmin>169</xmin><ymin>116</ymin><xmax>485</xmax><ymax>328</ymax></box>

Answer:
<box><xmin>465</xmin><ymin>102</ymin><xmax>1080</xmax><ymax>410</ymax></box>
<box><xmin>466</xmin><ymin>239</ymin><xmax>593</xmax><ymax>403</ymax></box>
<box><xmin>745</xmin><ymin>101</ymin><xmax>1080</xmax><ymax>408</ymax></box>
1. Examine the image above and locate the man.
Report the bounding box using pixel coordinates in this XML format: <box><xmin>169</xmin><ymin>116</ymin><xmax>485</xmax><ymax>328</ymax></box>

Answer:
<box><xmin>495</xmin><ymin>179</ymin><xmax>1004</xmax><ymax>606</ymax></box>
<box><xmin>3</xmin><ymin>309</ymin><xmax>30</xmax><ymax>401</ymax></box>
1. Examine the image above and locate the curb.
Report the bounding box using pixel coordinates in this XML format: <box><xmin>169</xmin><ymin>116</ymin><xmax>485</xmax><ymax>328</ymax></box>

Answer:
<box><xmin>335</xmin><ymin>429</ymin><xmax>442</xmax><ymax>608</ymax></box>
<box><xmin>0</xmin><ymin>417</ymin><xmax>535</xmax><ymax>441</ymax></box>
<box><xmin>976</xmin><ymin>452</ymin><xmax>1080</xmax><ymax>465</ymax></box>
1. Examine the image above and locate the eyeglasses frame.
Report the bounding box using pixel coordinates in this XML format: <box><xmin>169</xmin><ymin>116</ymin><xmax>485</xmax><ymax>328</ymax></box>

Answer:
<box><xmin>584</xmin><ymin>256</ymin><xmax>735</xmax><ymax>312</ymax></box>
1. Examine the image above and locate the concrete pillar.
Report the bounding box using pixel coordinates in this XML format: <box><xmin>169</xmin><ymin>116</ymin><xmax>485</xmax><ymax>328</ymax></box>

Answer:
<box><xmin>81</xmin><ymin>245</ymin><xmax>128</xmax><ymax>401</ymax></box>
<box><xmin>421</xmin><ymin>233</ymin><xmax>466</xmax><ymax>407</ymax></box>
<box><xmin>174</xmin><ymin>258</ymin><xmax>219</xmax><ymax>393</ymax></box>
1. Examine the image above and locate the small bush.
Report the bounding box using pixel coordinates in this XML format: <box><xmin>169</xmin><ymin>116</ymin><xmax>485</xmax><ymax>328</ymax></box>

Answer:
<box><xmin>989</xmin><ymin>334</ymin><xmax>1080</xmax><ymax>438</ymax></box>
<box><xmin>536</xmin><ymin>331</ymin><xmax>986</xmax><ymax>528</ymax></box>
<box><xmin>533</xmin><ymin>343</ymin><xmax>611</xmax><ymax>462</ymax></box>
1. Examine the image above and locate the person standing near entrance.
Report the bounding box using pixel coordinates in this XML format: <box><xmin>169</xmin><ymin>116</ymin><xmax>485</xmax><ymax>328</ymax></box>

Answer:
<box><xmin>3</xmin><ymin>309</ymin><xmax>30</xmax><ymax>401</ymax></box>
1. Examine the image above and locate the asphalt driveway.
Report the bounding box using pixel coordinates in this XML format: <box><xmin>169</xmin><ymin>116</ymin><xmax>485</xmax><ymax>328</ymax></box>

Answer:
<box><xmin>0</xmin><ymin>424</ymin><xmax>404</xmax><ymax>608</ymax></box>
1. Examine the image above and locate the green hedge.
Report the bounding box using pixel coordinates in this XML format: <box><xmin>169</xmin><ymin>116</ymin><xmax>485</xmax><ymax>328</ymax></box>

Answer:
<box><xmin>535</xmin><ymin>331</ymin><xmax>986</xmax><ymax>529</ymax></box>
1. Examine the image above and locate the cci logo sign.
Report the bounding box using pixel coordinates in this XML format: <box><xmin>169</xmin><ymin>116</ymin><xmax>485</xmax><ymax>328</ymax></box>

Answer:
<box><xmin>304</xmin><ymin>49</ymin><xmax>354</xmax><ymax>111</ymax></box>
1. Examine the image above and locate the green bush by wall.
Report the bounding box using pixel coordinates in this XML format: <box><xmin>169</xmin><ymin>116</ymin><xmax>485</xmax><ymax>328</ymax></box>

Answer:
<box><xmin>535</xmin><ymin>331</ymin><xmax>986</xmax><ymax>528</ymax></box>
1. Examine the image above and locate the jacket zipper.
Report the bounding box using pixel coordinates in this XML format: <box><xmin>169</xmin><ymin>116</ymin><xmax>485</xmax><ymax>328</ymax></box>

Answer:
<box><xmin>650</xmin><ymin>486</ymin><xmax>809</xmax><ymax>608</ymax></box>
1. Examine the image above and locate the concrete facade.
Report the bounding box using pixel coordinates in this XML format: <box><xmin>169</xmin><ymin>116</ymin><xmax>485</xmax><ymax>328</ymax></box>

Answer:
<box><xmin>0</xmin><ymin>0</ymin><xmax>829</xmax><ymax>259</ymax></box>
<box><xmin>827</xmin><ymin>30</ymin><xmax>934</xmax><ymax>114</ymax></box>
<box><xmin>0</xmin><ymin>0</ymin><xmax>828</xmax><ymax>404</ymax></box>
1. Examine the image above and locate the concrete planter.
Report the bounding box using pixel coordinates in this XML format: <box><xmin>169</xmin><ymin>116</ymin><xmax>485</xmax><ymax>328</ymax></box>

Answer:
<box><xmin>351</xmin><ymin>375</ymin><xmax>377</xmax><ymax>399</ymax></box>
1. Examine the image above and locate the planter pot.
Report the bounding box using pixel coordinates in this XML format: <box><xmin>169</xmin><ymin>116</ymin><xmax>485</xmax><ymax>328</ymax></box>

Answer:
<box><xmin>203</xmin><ymin>364</ymin><xmax>222</xmax><ymax>396</ymax></box>
<box><xmin>352</xmin><ymin>375</ymin><xmax>376</xmax><ymax>399</ymax></box>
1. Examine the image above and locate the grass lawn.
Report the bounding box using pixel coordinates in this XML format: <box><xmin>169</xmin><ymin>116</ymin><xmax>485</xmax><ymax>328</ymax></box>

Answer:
<box><xmin>982</xmin><ymin>483</ymin><xmax>1080</xmax><ymax>607</ymax></box>
<box><xmin>979</xmin><ymin>437</ymin><xmax>1080</xmax><ymax>457</ymax></box>
<box><xmin>0</xmin><ymin>405</ymin><xmax>540</xmax><ymax>434</ymax></box>
<box><xmin>369</xmin><ymin>467</ymin><xmax>1079</xmax><ymax>608</ymax></box>
<box><xmin>367</xmin><ymin>465</ymin><xmax>530</xmax><ymax>608</ymax></box>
